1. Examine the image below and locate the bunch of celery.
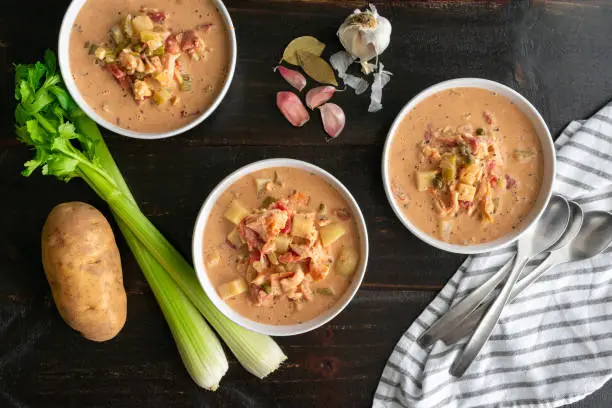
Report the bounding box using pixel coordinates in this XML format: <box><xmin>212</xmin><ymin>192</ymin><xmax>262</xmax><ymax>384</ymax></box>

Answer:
<box><xmin>14</xmin><ymin>51</ymin><xmax>286</xmax><ymax>389</ymax></box>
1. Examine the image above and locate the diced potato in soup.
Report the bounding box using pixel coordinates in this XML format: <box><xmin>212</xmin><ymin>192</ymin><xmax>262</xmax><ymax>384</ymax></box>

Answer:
<box><xmin>69</xmin><ymin>0</ymin><xmax>231</xmax><ymax>133</ymax></box>
<box><xmin>335</xmin><ymin>247</ymin><xmax>359</xmax><ymax>276</ymax></box>
<box><xmin>203</xmin><ymin>167</ymin><xmax>361</xmax><ymax>325</ymax></box>
<box><xmin>224</xmin><ymin>200</ymin><xmax>249</xmax><ymax>224</ymax></box>
<box><xmin>319</xmin><ymin>223</ymin><xmax>347</xmax><ymax>247</ymax></box>
<box><xmin>388</xmin><ymin>88</ymin><xmax>544</xmax><ymax>245</ymax></box>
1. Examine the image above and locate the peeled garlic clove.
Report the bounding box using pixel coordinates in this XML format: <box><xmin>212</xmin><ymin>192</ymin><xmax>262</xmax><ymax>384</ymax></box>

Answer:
<box><xmin>319</xmin><ymin>103</ymin><xmax>345</xmax><ymax>138</ymax></box>
<box><xmin>305</xmin><ymin>86</ymin><xmax>336</xmax><ymax>110</ymax></box>
<box><xmin>274</xmin><ymin>66</ymin><xmax>307</xmax><ymax>91</ymax></box>
<box><xmin>277</xmin><ymin>91</ymin><xmax>310</xmax><ymax>127</ymax></box>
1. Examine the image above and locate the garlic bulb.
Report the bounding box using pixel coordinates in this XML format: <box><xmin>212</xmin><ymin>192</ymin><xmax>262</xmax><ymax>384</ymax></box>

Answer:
<box><xmin>337</xmin><ymin>4</ymin><xmax>392</xmax><ymax>74</ymax></box>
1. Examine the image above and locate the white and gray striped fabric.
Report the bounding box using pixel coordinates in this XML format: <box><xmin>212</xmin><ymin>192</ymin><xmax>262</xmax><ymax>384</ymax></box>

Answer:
<box><xmin>373</xmin><ymin>102</ymin><xmax>612</xmax><ymax>408</ymax></box>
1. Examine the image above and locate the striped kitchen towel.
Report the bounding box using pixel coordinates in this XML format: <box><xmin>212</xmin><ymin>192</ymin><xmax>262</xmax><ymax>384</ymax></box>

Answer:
<box><xmin>373</xmin><ymin>101</ymin><xmax>612</xmax><ymax>408</ymax></box>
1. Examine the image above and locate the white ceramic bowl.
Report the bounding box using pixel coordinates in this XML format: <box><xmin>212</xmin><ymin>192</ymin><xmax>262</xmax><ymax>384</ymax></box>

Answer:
<box><xmin>192</xmin><ymin>159</ymin><xmax>369</xmax><ymax>336</ymax></box>
<box><xmin>57</xmin><ymin>0</ymin><xmax>237</xmax><ymax>139</ymax></box>
<box><xmin>382</xmin><ymin>78</ymin><xmax>556</xmax><ymax>254</ymax></box>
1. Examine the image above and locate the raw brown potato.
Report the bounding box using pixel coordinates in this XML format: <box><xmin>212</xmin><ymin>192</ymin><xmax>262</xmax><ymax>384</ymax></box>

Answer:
<box><xmin>41</xmin><ymin>202</ymin><xmax>127</xmax><ymax>342</ymax></box>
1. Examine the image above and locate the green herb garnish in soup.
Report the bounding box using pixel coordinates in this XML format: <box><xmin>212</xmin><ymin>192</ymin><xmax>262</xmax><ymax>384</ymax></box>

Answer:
<box><xmin>203</xmin><ymin>168</ymin><xmax>361</xmax><ymax>326</ymax></box>
<box><xmin>388</xmin><ymin>88</ymin><xmax>544</xmax><ymax>245</ymax></box>
<box><xmin>69</xmin><ymin>1</ymin><xmax>231</xmax><ymax>133</ymax></box>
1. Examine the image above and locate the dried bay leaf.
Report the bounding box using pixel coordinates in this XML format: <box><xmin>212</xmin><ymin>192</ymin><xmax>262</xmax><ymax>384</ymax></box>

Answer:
<box><xmin>296</xmin><ymin>50</ymin><xmax>338</xmax><ymax>86</ymax></box>
<box><xmin>281</xmin><ymin>36</ymin><xmax>325</xmax><ymax>65</ymax></box>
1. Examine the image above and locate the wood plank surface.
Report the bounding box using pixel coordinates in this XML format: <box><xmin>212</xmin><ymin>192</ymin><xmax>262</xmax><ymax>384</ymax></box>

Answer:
<box><xmin>1</xmin><ymin>0</ymin><xmax>611</xmax><ymax>406</ymax></box>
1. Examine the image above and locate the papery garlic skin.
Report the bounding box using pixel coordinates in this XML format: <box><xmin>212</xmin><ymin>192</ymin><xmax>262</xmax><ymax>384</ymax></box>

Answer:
<box><xmin>337</xmin><ymin>4</ymin><xmax>391</xmax><ymax>74</ymax></box>
<box><xmin>368</xmin><ymin>63</ymin><xmax>392</xmax><ymax>112</ymax></box>
<box><xmin>329</xmin><ymin>51</ymin><xmax>369</xmax><ymax>95</ymax></box>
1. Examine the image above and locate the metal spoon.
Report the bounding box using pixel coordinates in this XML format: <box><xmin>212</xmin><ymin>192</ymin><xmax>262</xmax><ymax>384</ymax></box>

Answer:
<box><xmin>441</xmin><ymin>201</ymin><xmax>585</xmax><ymax>345</ymax></box>
<box><xmin>450</xmin><ymin>195</ymin><xmax>571</xmax><ymax>377</ymax></box>
<box><xmin>418</xmin><ymin>194</ymin><xmax>571</xmax><ymax>348</ymax></box>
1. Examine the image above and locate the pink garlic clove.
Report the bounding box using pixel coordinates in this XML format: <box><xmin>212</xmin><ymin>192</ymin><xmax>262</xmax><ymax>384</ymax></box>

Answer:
<box><xmin>318</xmin><ymin>103</ymin><xmax>345</xmax><ymax>138</ymax></box>
<box><xmin>277</xmin><ymin>91</ymin><xmax>310</xmax><ymax>127</ymax></box>
<box><xmin>274</xmin><ymin>66</ymin><xmax>307</xmax><ymax>92</ymax></box>
<box><xmin>305</xmin><ymin>86</ymin><xmax>337</xmax><ymax>110</ymax></box>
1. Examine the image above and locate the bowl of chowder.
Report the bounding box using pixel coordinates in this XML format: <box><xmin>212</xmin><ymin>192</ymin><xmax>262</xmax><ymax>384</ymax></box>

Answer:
<box><xmin>192</xmin><ymin>159</ymin><xmax>369</xmax><ymax>336</ymax></box>
<box><xmin>383</xmin><ymin>78</ymin><xmax>555</xmax><ymax>254</ymax></box>
<box><xmin>58</xmin><ymin>0</ymin><xmax>236</xmax><ymax>139</ymax></box>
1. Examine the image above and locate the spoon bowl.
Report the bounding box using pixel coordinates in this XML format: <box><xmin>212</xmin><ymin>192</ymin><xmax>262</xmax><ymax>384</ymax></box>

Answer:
<box><xmin>530</xmin><ymin>195</ymin><xmax>572</xmax><ymax>255</ymax></box>
<box><xmin>564</xmin><ymin>210</ymin><xmax>612</xmax><ymax>261</ymax></box>
<box><xmin>546</xmin><ymin>201</ymin><xmax>584</xmax><ymax>253</ymax></box>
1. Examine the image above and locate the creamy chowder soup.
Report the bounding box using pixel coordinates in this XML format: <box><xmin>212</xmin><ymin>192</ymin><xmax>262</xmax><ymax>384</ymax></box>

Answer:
<box><xmin>203</xmin><ymin>168</ymin><xmax>361</xmax><ymax>325</ymax></box>
<box><xmin>388</xmin><ymin>87</ymin><xmax>544</xmax><ymax>245</ymax></box>
<box><xmin>69</xmin><ymin>0</ymin><xmax>231</xmax><ymax>133</ymax></box>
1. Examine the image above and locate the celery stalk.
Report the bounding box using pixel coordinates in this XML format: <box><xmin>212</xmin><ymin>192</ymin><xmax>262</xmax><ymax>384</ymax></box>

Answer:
<box><xmin>103</xmin><ymin>183</ymin><xmax>287</xmax><ymax>378</ymax></box>
<box><xmin>86</xmin><ymin>120</ymin><xmax>228</xmax><ymax>387</ymax></box>
<box><xmin>73</xmin><ymin>112</ymin><xmax>287</xmax><ymax>380</ymax></box>
<box><xmin>440</xmin><ymin>154</ymin><xmax>457</xmax><ymax>183</ymax></box>
<box><xmin>121</xmin><ymin>224</ymin><xmax>228</xmax><ymax>389</ymax></box>
<box><xmin>75</xmin><ymin>125</ymin><xmax>288</xmax><ymax>379</ymax></box>
<box><xmin>15</xmin><ymin>52</ymin><xmax>286</xmax><ymax>381</ymax></box>
<box><xmin>70</xmin><ymin>111</ymin><xmax>228</xmax><ymax>390</ymax></box>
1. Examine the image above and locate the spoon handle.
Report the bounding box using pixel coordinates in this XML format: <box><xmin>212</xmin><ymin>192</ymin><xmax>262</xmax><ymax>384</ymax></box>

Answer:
<box><xmin>441</xmin><ymin>254</ymin><xmax>556</xmax><ymax>345</ymax></box>
<box><xmin>450</xmin><ymin>254</ymin><xmax>529</xmax><ymax>377</ymax></box>
<box><xmin>512</xmin><ymin>252</ymin><xmax>559</xmax><ymax>296</ymax></box>
<box><xmin>417</xmin><ymin>255</ymin><xmax>515</xmax><ymax>347</ymax></box>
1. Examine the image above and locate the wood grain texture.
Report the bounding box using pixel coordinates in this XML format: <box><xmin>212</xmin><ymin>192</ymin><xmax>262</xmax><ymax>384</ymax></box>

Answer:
<box><xmin>1</xmin><ymin>0</ymin><xmax>611</xmax><ymax>406</ymax></box>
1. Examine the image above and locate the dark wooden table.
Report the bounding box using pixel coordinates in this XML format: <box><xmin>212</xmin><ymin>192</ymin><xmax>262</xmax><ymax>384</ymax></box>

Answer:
<box><xmin>1</xmin><ymin>0</ymin><xmax>612</xmax><ymax>406</ymax></box>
